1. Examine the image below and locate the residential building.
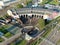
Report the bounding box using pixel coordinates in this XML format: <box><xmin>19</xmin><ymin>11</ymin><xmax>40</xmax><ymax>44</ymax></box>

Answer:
<box><xmin>21</xmin><ymin>27</ymin><xmax>40</xmax><ymax>41</ymax></box>
<box><xmin>0</xmin><ymin>0</ymin><xmax>18</xmax><ymax>9</ymax></box>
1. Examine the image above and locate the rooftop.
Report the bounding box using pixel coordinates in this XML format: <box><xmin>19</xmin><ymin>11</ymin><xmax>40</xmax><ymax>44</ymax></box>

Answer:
<box><xmin>21</xmin><ymin>27</ymin><xmax>40</xmax><ymax>37</ymax></box>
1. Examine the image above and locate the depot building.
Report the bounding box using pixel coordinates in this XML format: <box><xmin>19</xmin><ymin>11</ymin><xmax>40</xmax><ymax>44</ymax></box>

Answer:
<box><xmin>7</xmin><ymin>8</ymin><xmax>59</xmax><ymax>20</ymax></box>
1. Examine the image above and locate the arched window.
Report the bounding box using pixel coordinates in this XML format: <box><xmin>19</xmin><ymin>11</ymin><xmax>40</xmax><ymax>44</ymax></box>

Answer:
<box><xmin>35</xmin><ymin>15</ymin><xmax>36</xmax><ymax>17</ymax></box>
<box><xmin>32</xmin><ymin>15</ymin><xmax>34</xmax><ymax>18</ymax></box>
<box><xmin>26</xmin><ymin>15</ymin><xmax>28</xmax><ymax>17</ymax></box>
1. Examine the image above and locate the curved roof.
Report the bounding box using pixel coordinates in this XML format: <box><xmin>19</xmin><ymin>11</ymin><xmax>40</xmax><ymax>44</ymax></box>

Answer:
<box><xmin>16</xmin><ymin>8</ymin><xmax>58</xmax><ymax>14</ymax></box>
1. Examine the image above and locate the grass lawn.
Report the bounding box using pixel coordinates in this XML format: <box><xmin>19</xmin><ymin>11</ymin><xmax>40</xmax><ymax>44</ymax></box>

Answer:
<box><xmin>56</xmin><ymin>39</ymin><xmax>60</xmax><ymax>45</ymax></box>
<box><xmin>10</xmin><ymin>39</ymin><xmax>27</xmax><ymax>45</ymax></box>
<box><xmin>0</xmin><ymin>27</ymin><xmax>8</xmax><ymax>34</ymax></box>
<box><xmin>41</xmin><ymin>0</ymin><xmax>59</xmax><ymax>5</ymax></box>
<box><xmin>0</xmin><ymin>37</ymin><xmax>4</xmax><ymax>42</ymax></box>
<box><xmin>30</xmin><ymin>38</ymin><xmax>42</xmax><ymax>45</ymax></box>
<box><xmin>31</xmin><ymin>40</ymin><xmax>37</xmax><ymax>45</ymax></box>
<box><xmin>0</xmin><ymin>24</ymin><xmax>12</xmax><ymax>34</ymax></box>
<box><xmin>17</xmin><ymin>40</ymin><xmax>27</xmax><ymax>45</ymax></box>
<box><xmin>0</xmin><ymin>24</ymin><xmax>12</xmax><ymax>29</ymax></box>
<box><xmin>4</xmin><ymin>32</ymin><xmax>13</xmax><ymax>38</ymax></box>
<box><xmin>16</xmin><ymin>4</ymin><xmax>23</xmax><ymax>9</ymax></box>
<box><xmin>26</xmin><ymin>0</ymin><xmax>32</xmax><ymax>5</ymax></box>
<box><xmin>36</xmin><ymin>18</ymin><xmax>45</xmax><ymax>30</ymax></box>
<box><xmin>9</xmin><ymin>42</ymin><xmax>15</xmax><ymax>45</ymax></box>
<box><xmin>49</xmin><ymin>0</ymin><xmax>59</xmax><ymax>5</ymax></box>
<box><xmin>42</xmin><ymin>29</ymin><xmax>51</xmax><ymax>38</ymax></box>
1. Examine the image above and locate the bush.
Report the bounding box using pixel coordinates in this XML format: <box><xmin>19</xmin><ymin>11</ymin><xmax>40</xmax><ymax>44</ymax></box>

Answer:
<box><xmin>17</xmin><ymin>4</ymin><xmax>23</xmax><ymax>8</ymax></box>
<box><xmin>26</xmin><ymin>0</ymin><xmax>32</xmax><ymax>5</ymax></box>
<box><xmin>0</xmin><ymin>27</ymin><xmax>8</xmax><ymax>34</ymax></box>
<box><xmin>0</xmin><ymin>38</ymin><xmax>4</xmax><ymax>42</ymax></box>
<box><xmin>4</xmin><ymin>32</ymin><xmax>13</xmax><ymax>38</ymax></box>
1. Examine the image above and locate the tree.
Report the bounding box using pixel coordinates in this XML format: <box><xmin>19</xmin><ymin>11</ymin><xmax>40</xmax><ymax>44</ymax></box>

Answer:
<box><xmin>17</xmin><ymin>4</ymin><xmax>23</xmax><ymax>8</ymax></box>
<box><xmin>26</xmin><ymin>0</ymin><xmax>32</xmax><ymax>5</ymax></box>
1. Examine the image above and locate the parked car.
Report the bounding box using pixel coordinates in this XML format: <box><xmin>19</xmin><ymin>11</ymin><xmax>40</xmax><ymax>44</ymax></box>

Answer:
<box><xmin>53</xmin><ymin>9</ymin><xmax>59</xmax><ymax>12</ymax></box>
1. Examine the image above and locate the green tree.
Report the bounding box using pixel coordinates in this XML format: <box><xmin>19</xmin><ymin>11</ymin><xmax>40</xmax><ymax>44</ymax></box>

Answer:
<box><xmin>0</xmin><ymin>27</ymin><xmax>8</xmax><ymax>34</ymax></box>
<box><xmin>17</xmin><ymin>4</ymin><xmax>23</xmax><ymax>8</ymax></box>
<box><xmin>26</xmin><ymin>0</ymin><xmax>32</xmax><ymax>5</ymax></box>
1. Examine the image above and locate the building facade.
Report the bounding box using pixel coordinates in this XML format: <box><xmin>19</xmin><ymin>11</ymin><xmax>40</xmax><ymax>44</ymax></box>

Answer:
<box><xmin>0</xmin><ymin>0</ymin><xmax>18</xmax><ymax>9</ymax></box>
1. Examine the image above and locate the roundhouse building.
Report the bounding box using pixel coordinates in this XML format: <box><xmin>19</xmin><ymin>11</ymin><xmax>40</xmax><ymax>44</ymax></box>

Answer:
<box><xmin>7</xmin><ymin>8</ymin><xmax>59</xmax><ymax>20</ymax></box>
